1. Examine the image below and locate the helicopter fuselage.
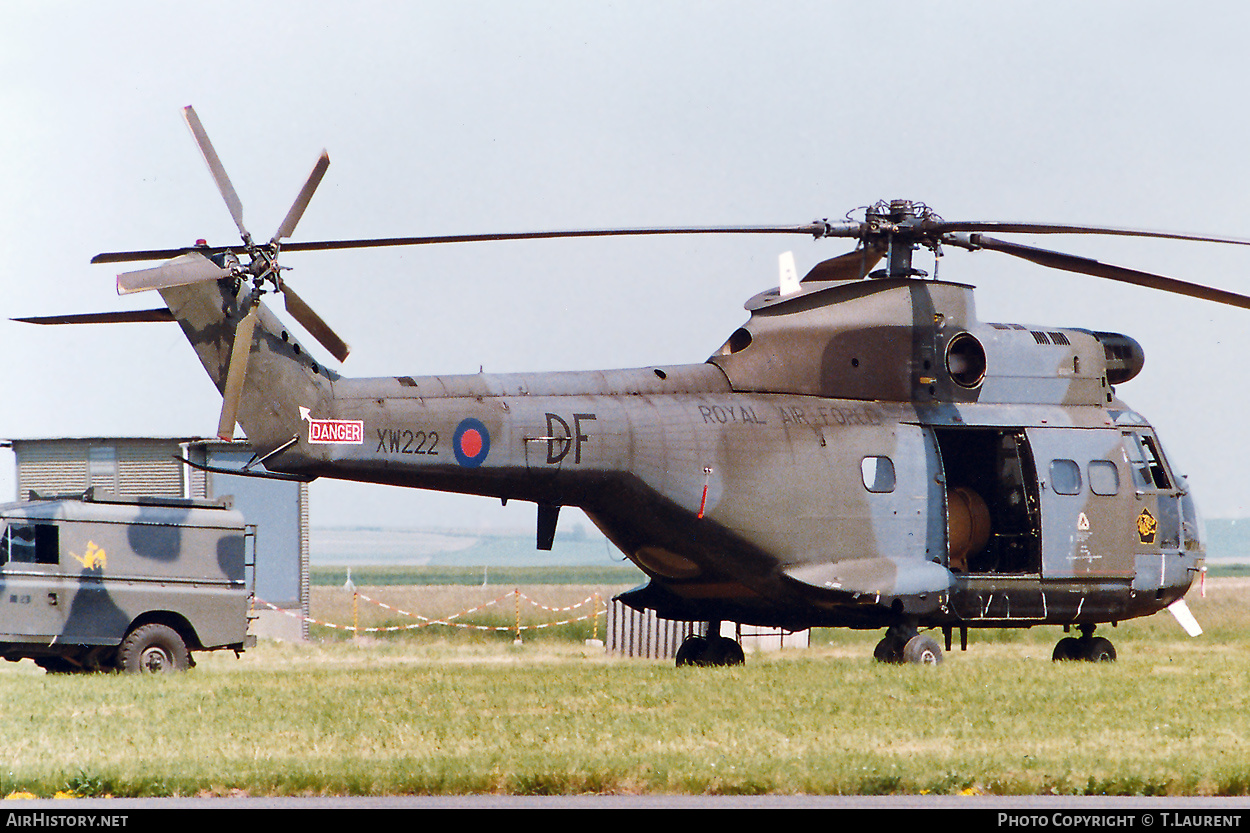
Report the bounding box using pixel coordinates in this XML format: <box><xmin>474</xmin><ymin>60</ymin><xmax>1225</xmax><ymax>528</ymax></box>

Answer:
<box><xmin>158</xmin><ymin>273</ymin><xmax>1203</xmax><ymax>637</ymax></box>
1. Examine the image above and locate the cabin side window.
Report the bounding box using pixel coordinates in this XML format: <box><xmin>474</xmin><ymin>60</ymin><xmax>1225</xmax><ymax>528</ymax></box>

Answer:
<box><xmin>1088</xmin><ymin>460</ymin><xmax>1120</xmax><ymax>496</ymax></box>
<box><xmin>1049</xmin><ymin>459</ymin><xmax>1082</xmax><ymax>495</ymax></box>
<box><xmin>860</xmin><ymin>456</ymin><xmax>896</xmax><ymax>493</ymax></box>
<box><xmin>1</xmin><ymin>523</ymin><xmax>59</xmax><ymax>565</ymax></box>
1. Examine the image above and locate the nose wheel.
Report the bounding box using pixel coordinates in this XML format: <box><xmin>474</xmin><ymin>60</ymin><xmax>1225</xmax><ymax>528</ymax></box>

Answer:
<box><xmin>873</xmin><ymin>624</ymin><xmax>944</xmax><ymax>665</ymax></box>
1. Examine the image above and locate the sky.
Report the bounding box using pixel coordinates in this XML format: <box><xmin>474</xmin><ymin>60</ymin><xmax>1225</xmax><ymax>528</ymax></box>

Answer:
<box><xmin>4</xmin><ymin>1</ymin><xmax>1250</xmax><ymax>532</ymax></box>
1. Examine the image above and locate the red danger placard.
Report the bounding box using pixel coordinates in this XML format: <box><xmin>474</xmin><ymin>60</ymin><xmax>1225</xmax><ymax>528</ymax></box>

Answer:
<box><xmin>308</xmin><ymin>418</ymin><xmax>364</xmax><ymax>444</ymax></box>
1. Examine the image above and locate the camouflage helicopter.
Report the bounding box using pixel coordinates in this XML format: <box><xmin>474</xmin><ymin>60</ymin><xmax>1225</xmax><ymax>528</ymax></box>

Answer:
<box><xmin>29</xmin><ymin>107</ymin><xmax>1250</xmax><ymax>667</ymax></box>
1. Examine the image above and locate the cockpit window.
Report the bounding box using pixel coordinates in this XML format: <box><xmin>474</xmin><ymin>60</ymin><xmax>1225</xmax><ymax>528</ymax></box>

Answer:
<box><xmin>1124</xmin><ymin>432</ymin><xmax>1174</xmax><ymax>491</ymax></box>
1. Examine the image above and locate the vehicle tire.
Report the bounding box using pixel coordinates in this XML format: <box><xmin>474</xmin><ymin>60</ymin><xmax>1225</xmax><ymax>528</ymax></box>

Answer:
<box><xmin>902</xmin><ymin>634</ymin><xmax>943</xmax><ymax>665</ymax></box>
<box><xmin>1052</xmin><ymin>637</ymin><xmax>1083</xmax><ymax>661</ymax></box>
<box><xmin>118</xmin><ymin>624</ymin><xmax>191</xmax><ymax>674</ymax></box>
<box><xmin>675</xmin><ymin>635</ymin><xmax>708</xmax><ymax>667</ymax></box>
<box><xmin>1081</xmin><ymin>636</ymin><xmax>1116</xmax><ymax>662</ymax></box>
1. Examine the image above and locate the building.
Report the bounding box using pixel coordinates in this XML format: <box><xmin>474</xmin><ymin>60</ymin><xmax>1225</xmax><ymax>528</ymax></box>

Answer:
<box><xmin>6</xmin><ymin>436</ymin><xmax>308</xmax><ymax>640</ymax></box>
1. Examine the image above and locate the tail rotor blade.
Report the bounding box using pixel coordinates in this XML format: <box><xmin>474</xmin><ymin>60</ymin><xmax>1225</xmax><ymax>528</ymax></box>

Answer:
<box><xmin>116</xmin><ymin>251</ymin><xmax>232</xmax><ymax>295</ymax></box>
<box><xmin>217</xmin><ymin>305</ymin><xmax>259</xmax><ymax>440</ymax></box>
<box><xmin>281</xmin><ymin>283</ymin><xmax>350</xmax><ymax>363</ymax></box>
<box><xmin>183</xmin><ymin>106</ymin><xmax>249</xmax><ymax>240</ymax></box>
<box><xmin>273</xmin><ymin>150</ymin><xmax>330</xmax><ymax>244</ymax></box>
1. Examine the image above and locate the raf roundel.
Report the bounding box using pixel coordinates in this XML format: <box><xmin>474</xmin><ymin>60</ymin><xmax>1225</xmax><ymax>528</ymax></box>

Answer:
<box><xmin>452</xmin><ymin>418</ymin><xmax>490</xmax><ymax>468</ymax></box>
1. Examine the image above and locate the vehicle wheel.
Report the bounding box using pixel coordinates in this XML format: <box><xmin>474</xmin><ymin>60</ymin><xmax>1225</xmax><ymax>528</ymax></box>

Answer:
<box><xmin>1081</xmin><ymin>636</ymin><xmax>1116</xmax><ymax>662</ymax></box>
<box><xmin>675</xmin><ymin>635</ymin><xmax>708</xmax><ymax>667</ymax></box>
<box><xmin>902</xmin><ymin>634</ymin><xmax>943</xmax><ymax>665</ymax></box>
<box><xmin>118</xmin><ymin>624</ymin><xmax>190</xmax><ymax>674</ymax></box>
<box><xmin>1052</xmin><ymin>637</ymin><xmax>1083</xmax><ymax>661</ymax></box>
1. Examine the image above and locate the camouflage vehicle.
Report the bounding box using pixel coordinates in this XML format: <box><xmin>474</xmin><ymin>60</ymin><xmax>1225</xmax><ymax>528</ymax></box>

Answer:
<box><xmin>0</xmin><ymin>489</ymin><xmax>254</xmax><ymax>673</ymax></box>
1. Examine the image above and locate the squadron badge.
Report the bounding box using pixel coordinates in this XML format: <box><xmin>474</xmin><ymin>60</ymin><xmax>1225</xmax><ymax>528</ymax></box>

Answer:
<box><xmin>1136</xmin><ymin>507</ymin><xmax>1158</xmax><ymax>545</ymax></box>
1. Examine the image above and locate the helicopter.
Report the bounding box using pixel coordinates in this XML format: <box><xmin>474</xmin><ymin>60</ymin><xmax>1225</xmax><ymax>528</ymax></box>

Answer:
<box><xmin>27</xmin><ymin>106</ymin><xmax>1250</xmax><ymax>667</ymax></box>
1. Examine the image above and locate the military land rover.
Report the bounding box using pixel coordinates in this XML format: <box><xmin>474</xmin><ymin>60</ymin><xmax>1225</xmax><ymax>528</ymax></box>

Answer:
<box><xmin>0</xmin><ymin>489</ymin><xmax>254</xmax><ymax>673</ymax></box>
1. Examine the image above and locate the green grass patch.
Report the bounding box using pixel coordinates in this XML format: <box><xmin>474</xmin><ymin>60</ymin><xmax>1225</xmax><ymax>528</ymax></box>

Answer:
<box><xmin>2</xmin><ymin>579</ymin><xmax>1248</xmax><ymax>798</ymax></box>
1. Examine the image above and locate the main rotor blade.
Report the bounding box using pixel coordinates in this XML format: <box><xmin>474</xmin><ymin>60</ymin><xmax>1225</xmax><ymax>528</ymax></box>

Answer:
<box><xmin>280</xmin><ymin>282</ymin><xmax>350</xmax><ymax>363</ymax></box>
<box><xmin>90</xmin><ymin>221</ymin><xmax>847</xmax><ymax>265</ymax></box>
<box><xmin>802</xmin><ymin>244</ymin><xmax>886</xmax><ymax>282</ymax></box>
<box><xmin>931</xmin><ymin>220</ymin><xmax>1250</xmax><ymax>248</ymax></box>
<box><xmin>279</xmin><ymin>222</ymin><xmax>844</xmax><ymax>254</ymax></box>
<box><xmin>272</xmin><ymin>150</ymin><xmax>330</xmax><ymax>244</ymax></box>
<box><xmin>116</xmin><ymin>251</ymin><xmax>233</xmax><ymax>295</ymax></box>
<box><xmin>218</xmin><ymin>305</ymin><xmax>259</xmax><ymax>441</ymax></box>
<box><xmin>183</xmin><ymin>106</ymin><xmax>249</xmax><ymax>240</ymax></box>
<box><xmin>950</xmin><ymin>233</ymin><xmax>1250</xmax><ymax>309</ymax></box>
<box><xmin>14</xmin><ymin>309</ymin><xmax>174</xmax><ymax>325</ymax></box>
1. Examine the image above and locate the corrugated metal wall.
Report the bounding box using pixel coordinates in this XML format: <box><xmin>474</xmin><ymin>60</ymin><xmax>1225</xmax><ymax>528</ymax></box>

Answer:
<box><xmin>606</xmin><ymin>599</ymin><xmax>700</xmax><ymax>659</ymax></box>
<box><xmin>16</xmin><ymin>439</ymin><xmax>183</xmax><ymax>499</ymax></box>
<box><xmin>605</xmin><ymin>600</ymin><xmax>810</xmax><ymax>658</ymax></box>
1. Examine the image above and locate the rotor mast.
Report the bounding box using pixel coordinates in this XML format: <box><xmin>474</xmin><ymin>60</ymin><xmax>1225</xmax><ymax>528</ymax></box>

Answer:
<box><xmin>869</xmin><ymin>199</ymin><xmax>933</xmax><ymax>280</ymax></box>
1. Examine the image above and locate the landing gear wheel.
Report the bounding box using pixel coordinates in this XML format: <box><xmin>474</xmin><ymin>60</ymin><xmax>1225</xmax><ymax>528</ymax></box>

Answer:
<box><xmin>118</xmin><ymin>624</ymin><xmax>190</xmax><ymax>674</ymax></box>
<box><xmin>873</xmin><ymin>635</ymin><xmax>904</xmax><ymax>664</ymax></box>
<box><xmin>675</xmin><ymin>635</ymin><xmax>708</xmax><ymax>667</ymax></box>
<box><xmin>1052</xmin><ymin>637</ymin><xmax>1083</xmax><ymax>661</ymax></box>
<box><xmin>902</xmin><ymin>634</ymin><xmax>943</xmax><ymax>665</ymax></box>
<box><xmin>675</xmin><ymin>634</ymin><xmax>744</xmax><ymax>667</ymax></box>
<box><xmin>703</xmin><ymin>635</ymin><xmax>745</xmax><ymax>666</ymax></box>
<box><xmin>1081</xmin><ymin>636</ymin><xmax>1116</xmax><ymax>662</ymax></box>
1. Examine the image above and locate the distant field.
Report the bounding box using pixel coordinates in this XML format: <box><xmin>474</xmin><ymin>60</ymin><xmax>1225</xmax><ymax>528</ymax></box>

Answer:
<box><xmin>310</xmin><ymin>526</ymin><xmax>630</xmax><ymax>569</ymax></box>
<box><xmin>312</xmin><ymin>563</ymin><xmax>643</xmax><ymax>587</ymax></box>
<box><xmin>1</xmin><ymin>580</ymin><xmax>1249</xmax><ymax>797</ymax></box>
<box><xmin>308</xmin><ymin>519</ymin><xmax>1250</xmax><ymax>578</ymax></box>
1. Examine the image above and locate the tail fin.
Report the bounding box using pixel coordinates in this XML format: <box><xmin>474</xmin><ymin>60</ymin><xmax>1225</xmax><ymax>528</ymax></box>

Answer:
<box><xmin>160</xmin><ymin>279</ymin><xmax>334</xmax><ymax>454</ymax></box>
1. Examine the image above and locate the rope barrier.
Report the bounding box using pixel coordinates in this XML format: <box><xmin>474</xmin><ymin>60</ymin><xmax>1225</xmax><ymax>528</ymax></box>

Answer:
<box><xmin>256</xmin><ymin>588</ymin><xmax>606</xmax><ymax>637</ymax></box>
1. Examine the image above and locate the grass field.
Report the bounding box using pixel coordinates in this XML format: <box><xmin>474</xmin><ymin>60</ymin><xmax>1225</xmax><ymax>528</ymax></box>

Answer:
<box><xmin>2</xmin><ymin>579</ymin><xmax>1250</xmax><ymax>798</ymax></box>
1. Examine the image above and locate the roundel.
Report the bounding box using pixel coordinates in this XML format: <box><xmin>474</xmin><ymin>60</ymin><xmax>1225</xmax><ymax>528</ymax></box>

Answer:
<box><xmin>453</xmin><ymin>418</ymin><xmax>490</xmax><ymax>468</ymax></box>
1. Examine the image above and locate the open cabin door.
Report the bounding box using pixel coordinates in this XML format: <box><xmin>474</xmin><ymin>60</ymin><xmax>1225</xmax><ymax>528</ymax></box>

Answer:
<box><xmin>931</xmin><ymin>427</ymin><xmax>1042</xmax><ymax>576</ymax></box>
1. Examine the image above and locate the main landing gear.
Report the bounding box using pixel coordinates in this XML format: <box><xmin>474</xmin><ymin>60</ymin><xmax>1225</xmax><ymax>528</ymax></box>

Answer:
<box><xmin>873</xmin><ymin>623</ymin><xmax>944</xmax><ymax>665</ymax></box>
<box><xmin>675</xmin><ymin>623</ymin><xmax>745</xmax><ymax>667</ymax></box>
<box><xmin>1052</xmin><ymin>625</ymin><xmax>1117</xmax><ymax>662</ymax></box>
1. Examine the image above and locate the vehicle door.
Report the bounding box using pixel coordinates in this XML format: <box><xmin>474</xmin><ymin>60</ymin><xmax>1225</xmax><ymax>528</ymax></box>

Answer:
<box><xmin>0</xmin><ymin>521</ymin><xmax>68</xmax><ymax>638</ymax></box>
<box><xmin>1026</xmin><ymin>427</ymin><xmax>1134</xmax><ymax>579</ymax></box>
<box><xmin>1120</xmin><ymin>428</ymin><xmax>1196</xmax><ymax>593</ymax></box>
